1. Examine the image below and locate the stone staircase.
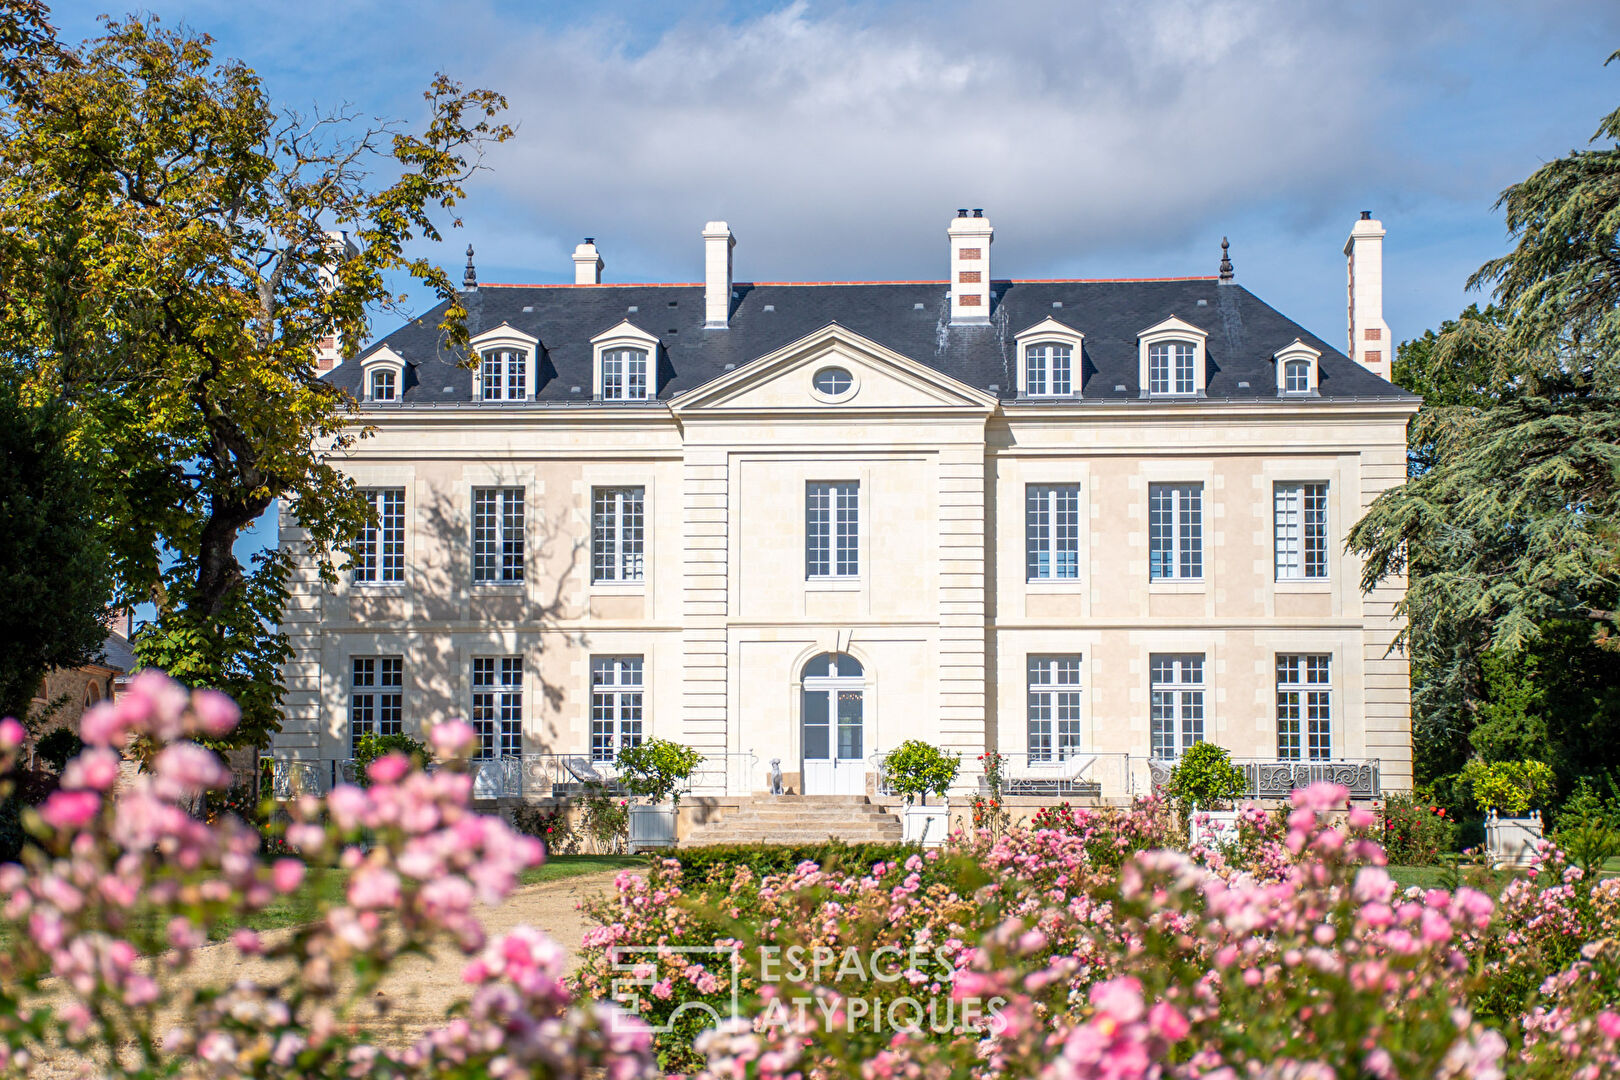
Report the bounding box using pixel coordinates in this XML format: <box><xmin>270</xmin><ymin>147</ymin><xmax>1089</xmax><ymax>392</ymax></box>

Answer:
<box><xmin>683</xmin><ymin>795</ymin><xmax>903</xmax><ymax>846</ymax></box>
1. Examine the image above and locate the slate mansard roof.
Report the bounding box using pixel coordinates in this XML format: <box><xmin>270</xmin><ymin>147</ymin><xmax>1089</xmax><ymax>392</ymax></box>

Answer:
<box><xmin>330</xmin><ymin>277</ymin><xmax>1414</xmax><ymax>405</ymax></box>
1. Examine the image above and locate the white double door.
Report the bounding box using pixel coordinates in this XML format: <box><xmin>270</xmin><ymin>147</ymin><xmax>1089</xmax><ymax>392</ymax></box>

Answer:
<box><xmin>802</xmin><ymin>682</ymin><xmax>865</xmax><ymax>795</ymax></box>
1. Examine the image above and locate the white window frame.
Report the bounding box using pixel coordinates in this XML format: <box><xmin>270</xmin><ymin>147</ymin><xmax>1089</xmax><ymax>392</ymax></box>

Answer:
<box><xmin>472</xmin><ymin>487</ymin><xmax>525</xmax><ymax>584</ymax></box>
<box><xmin>470</xmin><ymin>325</ymin><xmax>539</xmax><ymax>402</ymax></box>
<box><xmin>1014</xmin><ymin>317</ymin><xmax>1084</xmax><ymax>398</ymax></box>
<box><xmin>1137</xmin><ymin>316</ymin><xmax>1208</xmax><ymax>397</ymax></box>
<box><xmin>1149</xmin><ymin>653</ymin><xmax>1205</xmax><ymax>760</ymax></box>
<box><xmin>1276</xmin><ymin>654</ymin><xmax>1331</xmax><ymax>760</ymax></box>
<box><xmin>1027</xmin><ymin>655</ymin><xmax>1082</xmax><ymax>762</ymax></box>
<box><xmin>1026</xmin><ymin>483</ymin><xmax>1080</xmax><ymax>581</ymax></box>
<box><xmin>592</xmin><ymin>486</ymin><xmax>645</xmax><ymax>583</ymax></box>
<box><xmin>350</xmin><ymin>656</ymin><xmax>403</xmax><ymax>755</ymax></box>
<box><xmin>590</xmin><ymin>320</ymin><xmax>661</xmax><ymax>401</ymax></box>
<box><xmin>352</xmin><ymin>488</ymin><xmax>405</xmax><ymax>584</ymax></box>
<box><xmin>1275</xmin><ymin>482</ymin><xmax>1329</xmax><ymax>581</ymax></box>
<box><xmin>359</xmin><ymin>346</ymin><xmax>406</xmax><ymax>403</ymax></box>
<box><xmin>806</xmin><ymin>481</ymin><xmax>859</xmax><ymax>579</ymax></box>
<box><xmin>471</xmin><ymin>656</ymin><xmax>522</xmax><ymax>760</ymax></box>
<box><xmin>1148</xmin><ymin>483</ymin><xmax>1203</xmax><ymax>581</ymax></box>
<box><xmin>1274</xmin><ymin>339</ymin><xmax>1321</xmax><ymax>396</ymax></box>
<box><xmin>590</xmin><ymin>656</ymin><xmax>644</xmax><ymax>762</ymax></box>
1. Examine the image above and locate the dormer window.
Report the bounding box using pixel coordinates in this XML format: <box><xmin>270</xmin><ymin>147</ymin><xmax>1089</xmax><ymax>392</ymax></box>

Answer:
<box><xmin>602</xmin><ymin>348</ymin><xmax>649</xmax><ymax>400</ymax></box>
<box><xmin>590</xmin><ymin>320</ymin><xmax>662</xmax><ymax>402</ymax></box>
<box><xmin>1026</xmin><ymin>344</ymin><xmax>1073</xmax><ymax>396</ymax></box>
<box><xmin>359</xmin><ymin>346</ymin><xmax>407</xmax><ymax>404</ymax></box>
<box><xmin>1148</xmin><ymin>342</ymin><xmax>1195</xmax><ymax>395</ymax></box>
<box><xmin>1137</xmin><ymin>316</ymin><xmax>1209</xmax><ymax>398</ymax></box>
<box><xmin>1013</xmin><ymin>317</ymin><xmax>1085</xmax><ymax>399</ymax></box>
<box><xmin>469</xmin><ymin>325</ymin><xmax>540</xmax><ymax>403</ymax></box>
<box><xmin>1273</xmin><ymin>339</ymin><xmax>1321</xmax><ymax>396</ymax></box>
<box><xmin>370</xmin><ymin>368</ymin><xmax>397</xmax><ymax>401</ymax></box>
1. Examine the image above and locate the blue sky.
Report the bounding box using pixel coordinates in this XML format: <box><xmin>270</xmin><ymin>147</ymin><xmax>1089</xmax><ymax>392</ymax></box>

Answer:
<box><xmin>50</xmin><ymin>0</ymin><xmax>1620</xmax><ymax>576</ymax></box>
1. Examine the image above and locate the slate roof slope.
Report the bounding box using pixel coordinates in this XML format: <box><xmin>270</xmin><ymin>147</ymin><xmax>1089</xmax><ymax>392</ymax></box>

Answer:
<box><xmin>329</xmin><ymin>278</ymin><xmax>1415</xmax><ymax>405</ymax></box>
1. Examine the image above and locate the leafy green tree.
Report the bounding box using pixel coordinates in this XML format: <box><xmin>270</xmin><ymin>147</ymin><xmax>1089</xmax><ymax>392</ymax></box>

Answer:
<box><xmin>880</xmin><ymin>740</ymin><xmax>962</xmax><ymax>805</ymax></box>
<box><xmin>0</xmin><ymin>15</ymin><xmax>511</xmax><ymax>745</ymax></box>
<box><xmin>0</xmin><ymin>379</ymin><xmax>113</xmax><ymax>722</ymax></box>
<box><xmin>1165</xmin><ymin>743</ymin><xmax>1248</xmax><ymax>812</ymax></box>
<box><xmin>615</xmin><ymin>740</ymin><xmax>705</xmax><ymax>810</ymax></box>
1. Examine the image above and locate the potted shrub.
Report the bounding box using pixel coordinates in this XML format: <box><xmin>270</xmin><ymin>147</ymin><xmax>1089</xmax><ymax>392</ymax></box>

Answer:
<box><xmin>1164</xmin><ymin>743</ymin><xmax>1249</xmax><ymax>847</ymax></box>
<box><xmin>1463</xmin><ymin>758</ymin><xmax>1553</xmax><ymax>867</ymax></box>
<box><xmin>615</xmin><ymin>739</ymin><xmax>704</xmax><ymax>850</ymax></box>
<box><xmin>880</xmin><ymin>740</ymin><xmax>960</xmax><ymax>845</ymax></box>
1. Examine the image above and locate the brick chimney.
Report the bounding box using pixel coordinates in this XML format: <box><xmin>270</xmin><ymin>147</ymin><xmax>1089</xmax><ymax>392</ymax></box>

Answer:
<box><xmin>1344</xmin><ymin>212</ymin><xmax>1392</xmax><ymax>382</ymax></box>
<box><xmin>948</xmin><ymin>209</ymin><xmax>993</xmax><ymax>325</ymax></box>
<box><xmin>703</xmin><ymin>221</ymin><xmax>734</xmax><ymax>329</ymax></box>
<box><xmin>573</xmin><ymin>238</ymin><xmax>603</xmax><ymax>284</ymax></box>
<box><xmin>316</xmin><ymin>230</ymin><xmax>358</xmax><ymax>371</ymax></box>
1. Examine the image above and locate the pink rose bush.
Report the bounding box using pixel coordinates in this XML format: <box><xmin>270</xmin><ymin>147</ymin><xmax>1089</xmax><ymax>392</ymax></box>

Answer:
<box><xmin>579</xmin><ymin>787</ymin><xmax>1620</xmax><ymax>1078</ymax></box>
<box><xmin>0</xmin><ymin>671</ymin><xmax>657</xmax><ymax>1078</ymax></box>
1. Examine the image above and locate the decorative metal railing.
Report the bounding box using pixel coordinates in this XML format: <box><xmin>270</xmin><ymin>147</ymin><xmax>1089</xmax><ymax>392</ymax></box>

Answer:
<box><xmin>1146</xmin><ymin>757</ymin><xmax>1380</xmax><ymax>800</ymax></box>
<box><xmin>521</xmin><ymin>751</ymin><xmax>758</xmax><ymax>800</ymax></box>
<box><xmin>260</xmin><ymin>757</ymin><xmax>327</xmax><ymax>800</ymax></box>
<box><xmin>979</xmin><ymin>752</ymin><xmax>1135</xmax><ymax>799</ymax></box>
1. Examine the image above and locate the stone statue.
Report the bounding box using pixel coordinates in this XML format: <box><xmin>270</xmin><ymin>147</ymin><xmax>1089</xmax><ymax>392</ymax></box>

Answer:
<box><xmin>769</xmin><ymin>758</ymin><xmax>784</xmax><ymax>796</ymax></box>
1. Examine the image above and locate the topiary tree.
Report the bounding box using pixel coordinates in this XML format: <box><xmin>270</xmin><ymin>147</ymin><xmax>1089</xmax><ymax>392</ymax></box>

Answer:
<box><xmin>614</xmin><ymin>739</ymin><xmax>705</xmax><ymax>810</ymax></box>
<box><xmin>1462</xmin><ymin>758</ymin><xmax>1555</xmax><ymax>816</ymax></box>
<box><xmin>1165</xmin><ymin>743</ymin><xmax>1248</xmax><ymax>812</ymax></box>
<box><xmin>353</xmin><ymin>731</ymin><xmax>430</xmax><ymax>789</ymax></box>
<box><xmin>880</xmin><ymin>740</ymin><xmax>961</xmax><ymax>806</ymax></box>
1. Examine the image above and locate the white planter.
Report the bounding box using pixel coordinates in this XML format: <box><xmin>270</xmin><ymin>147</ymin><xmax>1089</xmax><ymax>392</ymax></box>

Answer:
<box><xmin>628</xmin><ymin>803</ymin><xmax>677</xmax><ymax>851</ymax></box>
<box><xmin>1485</xmin><ymin>810</ymin><xmax>1544</xmax><ymax>868</ymax></box>
<box><xmin>903</xmin><ymin>804</ymin><xmax>949</xmax><ymax>847</ymax></box>
<box><xmin>1188</xmin><ymin>808</ymin><xmax>1242</xmax><ymax>849</ymax></box>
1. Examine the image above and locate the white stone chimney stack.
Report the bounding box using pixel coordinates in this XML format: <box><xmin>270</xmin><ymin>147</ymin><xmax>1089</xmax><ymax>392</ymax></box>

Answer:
<box><xmin>948</xmin><ymin>209</ymin><xmax>993</xmax><ymax>325</ymax></box>
<box><xmin>573</xmin><ymin>238</ymin><xmax>603</xmax><ymax>284</ymax></box>
<box><xmin>1344</xmin><ymin>211</ymin><xmax>1392</xmax><ymax>382</ymax></box>
<box><xmin>702</xmin><ymin>221</ymin><xmax>735</xmax><ymax>329</ymax></box>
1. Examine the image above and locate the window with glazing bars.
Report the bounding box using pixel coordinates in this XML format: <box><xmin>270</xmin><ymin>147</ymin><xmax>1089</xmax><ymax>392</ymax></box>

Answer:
<box><xmin>1277</xmin><ymin>654</ymin><xmax>1331</xmax><ymax>760</ymax></box>
<box><xmin>1149</xmin><ymin>654</ymin><xmax>1204</xmax><ymax>759</ymax></box>
<box><xmin>1148</xmin><ymin>483</ymin><xmax>1203</xmax><ymax>580</ymax></box>
<box><xmin>601</xmin><ymin>348</ymin><xmax>650</xmax><ymax>400</ymax></box>
<box><xmin>350</xmin><ymin>656</ymin><xmax>403</xmax><ymax>755</ymax></box>
<box><xmin>591</xmin><ymin>656</ymin><xmax>644</xmax><ymax>762</ymax></box>
<box><xmin>806</xmin><ymin>481</ymin><xmax>859</xmax><ymax>578</ymax></box>
<box><xmin>471</xmin><ymin>656</ymin><xmax>522</xmax><ymax>759</ymax></box>
<box><xmin>480</xmin><ymin>348</ymin><xmax>526</xmax><ymax>401</ymax></box>
<box><xmin>369</xmin><ymin>368</ymin><xmax>396</xmax><ymax>401</ymax></box>
<box><xmin>592</xmin><ymin>487</ymin><xmax>645</xmax><ymax>582</ymax></box>
<box><xmin>1275</xmin><ymin>482</ymin><xmax>1328</xmax><ymax>580</ymax></box>
<box><xmin>1148</xmin><ymin>341</ymin><xmax>1196</xmax><ymax>395</ymax></box>
<box><xmin>472</xmin><ymin>488</ymin><xmax>524</xmax><ymax>583</ymax></box>
<box><xmin>1025</xmin><ymin>344</ymin><xmax>1073</xmax><ymax>396</ymax></box>
<box><xmin>1283</xmin><ymin>359</ymin><xmax>1311</xmax><ymax>393</ymax></box>
<box><xmin>1028</xmin><ymin>655</ymin><xmax>1082</xmax><ymax>762</ymax></box>
<box><xmin>352</xmin><ymin>489</ymin><xmax>405</xmax><ymax>584</ymax></box>
<box><xmin>1026</xmin><ymin>484</ymin><xmax>1080</xmax><ymax>580</ymax></box>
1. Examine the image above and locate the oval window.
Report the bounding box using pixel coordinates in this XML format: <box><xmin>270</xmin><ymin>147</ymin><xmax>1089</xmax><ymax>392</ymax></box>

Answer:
<box><xmin>813</xmin><ymin>367</ymin><xmax>853</xmax><ymax>396</ymax></box>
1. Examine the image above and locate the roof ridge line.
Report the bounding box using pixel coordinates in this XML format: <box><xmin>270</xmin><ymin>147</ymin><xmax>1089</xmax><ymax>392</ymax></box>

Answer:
<box><xmin>478</xmin><ymin>275</ymin><xmax>1220</xmax><ymax>290</ymax></box>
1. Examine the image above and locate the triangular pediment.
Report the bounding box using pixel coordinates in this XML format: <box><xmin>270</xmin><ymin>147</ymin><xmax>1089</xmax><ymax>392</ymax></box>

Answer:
<box><xmin>1138</xmin><ymin>315</ymin><xmax>1208</xmax><ymax>341</ymax></box>
<box><xmin>669</xmin><ymin>323</ymin><xmax>998</xmax><ymax>413</ymax></box>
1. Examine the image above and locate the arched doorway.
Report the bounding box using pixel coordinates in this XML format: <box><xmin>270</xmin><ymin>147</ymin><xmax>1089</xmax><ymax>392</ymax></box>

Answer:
<box><xmin>801</xmin><ymin>652</ymin><xmax>865</xmax><ymax>795</ymax></box>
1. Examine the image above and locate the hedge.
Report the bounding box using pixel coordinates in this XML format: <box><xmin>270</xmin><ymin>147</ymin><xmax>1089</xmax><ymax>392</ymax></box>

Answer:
<box><xmin>665</xmin><ymin>840</ymin><xmax>922</xmax><ymax>884</ymax></box>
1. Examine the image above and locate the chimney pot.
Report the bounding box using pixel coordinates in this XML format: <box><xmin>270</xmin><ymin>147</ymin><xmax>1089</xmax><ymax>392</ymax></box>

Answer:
<box><xmin>972</xmin><ymin>208</ymin><xmax>984</xmax><ymax>217</ymax></box>
<box><xmin>956</xmin><ymin>208</ymin><xmax>969</xmax><ymax>217</ymax></box>
<box><xmin>1360</xmin><ymin>210</ymin><xmax>1371</xmax><ymax>220</ymax></box>
<box><xmin>702</xmin><ymin>221</ymin><xmax>735</xmax><ymax>328</ymax></box>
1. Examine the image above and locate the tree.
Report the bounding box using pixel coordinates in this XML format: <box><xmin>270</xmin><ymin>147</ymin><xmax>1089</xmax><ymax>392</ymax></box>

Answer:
<box><xmin>0</xmin><ymin>379</ymin><xmax>113</xmax><ymax>722</ymax></box>
<box><xmin>0</xmin><ymin>15</ymin><xmax>511</xmax><ymax>744</ymax></box>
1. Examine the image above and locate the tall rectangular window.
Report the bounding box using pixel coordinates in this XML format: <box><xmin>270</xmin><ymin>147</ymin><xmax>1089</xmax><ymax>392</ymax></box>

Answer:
<box><xmin>1027</xmin><ymin>655</ymin><xmax>1082</xmax><ymax>762</ymax></box>
<box><xmin>1275</xmin><ymin>482</ymin><xmax>1329</xmax><ymax>580</ymax></box>
<box><xmin>480</xmin><ymin>349</ymin><xmax>527</xmax><ymax>401</ymax></box>
<box><xmin>352</xmin><ymin>488</ymin><xmax>405</xmax><ymax>584</ymax></box>
<box><xmin>1148</xmin><ymin>483</ymin><xmax>1203</xmax><ymax>580</ymax></box>
<box><xmin>350</xmin><ymin>656</ymin><xmax>403</xmax><ymax>755</ymax></box>
<box><xmin>1026</xmin><ymin>484</ymin><xmax>1080</xmax><ymax>580</ymax></box>
<box><xmin>592</xmin><ymin>487</ymin><xmax>646</xmax><ymax>583</ymax></box>
<box><xmin>1277</xmin><ymin>654</ymin><xmax>1332</xmax><ymax>760</ymax></box>
<box><xmin>1026</xmin><ymin>344</ymin><xmax>1073</xmax><ymax>396</ymax></box>
<box><xmin>806</xmin><ymin>481</ymin><xmax>859</xmax><ymax>578</ymax></box>
<box><xmin>471</xmin><ymin>656</ymin><xmax>522</xmax><ymax>759</ymax></box>
<box><xmin>1148</xmin><ymin>341</ymin><xmax>1196</xmax><ymax>395</ymax></box>
<box><xmin>591</xmin><ymin>656</ymin><xmax>644</xmax><ymax>762</ymax></box>
<box><xmin>472</xmin><ymin>487</ymin><xmax>525</xmax><ymax>583</ymax></box>
<box><xmin>1150</xmin><ymin>654</ymin><xmax>1205</xmax><ymax>759</ymax></box>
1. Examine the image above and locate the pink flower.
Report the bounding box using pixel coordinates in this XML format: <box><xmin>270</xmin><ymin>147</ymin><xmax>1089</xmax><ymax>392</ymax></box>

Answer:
<box><xmin>232</xmin><ymin>929</ymin><xmax>262</xmax><ymax>955</ymax></box>
<box><xmin>271</xmin><ymin>859</ymin><xmax>306</xmax><ymax>894</ymax></box>
<box><xmin>1089</xmin><ymin>975</ymin><xmax>1145</xmax><ymax>1023</ymax></box>
<box><xmin>430</xmin><ymin>719</ymin><xmax>477</xmax><ymax>759</ymax></box>
<box><xmin>78</xmin><ymin>701</ymin><xmax>128</xmax><ymax>747</ymax></box>
<box><xmin>367</xmin><ymin>751</ymin><xmax>411</xmax><ymax>785</ymax></box>
<box><xmin>61</xmin><ymin>747</ymin><xmax>121</xmax><ymax>791</ymax></box>
<box><xmin>190</xmin><ymin>690</ymin><xmax>240</xmax><ymax>737</ymax></box>
<box><xmin>39</xmin><ymin>789</ymin><xmax>100</xmax><ymax>830</ymax></box>
<box><xmin>348</xmin><ymin>867</ymin><xmax>402</xmax><ymax>910</ymax></box>
<box><xmin>0</xmin><ymin>717</ymin><xmax>23</xmax><ymax>751</ymax></box>
<box><xmin>1149</xmin><ymin>1001</ymin><xmax>1190</xmax><ymax>1041</ymax></box>
<box><xmin>1597</xmin><ymin>1011</ymin><xmax>1620</xmax><ymax>1041</ymax></box>
<box><xmin>153</xmin><ymin>743</ymin><xmax>231</xmax><ymax>795</ymax></box>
